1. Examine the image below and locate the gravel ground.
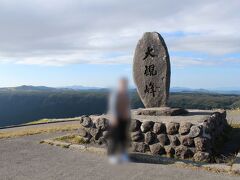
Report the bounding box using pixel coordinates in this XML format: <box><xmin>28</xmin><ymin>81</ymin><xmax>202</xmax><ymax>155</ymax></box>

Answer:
<box><xmin>0</xmin><ymin>132</ymin><xmax>239</xmax><ymax>180</ymax></box>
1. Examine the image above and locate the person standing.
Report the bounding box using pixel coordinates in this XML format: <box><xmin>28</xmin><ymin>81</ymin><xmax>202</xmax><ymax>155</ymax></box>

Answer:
<box><xmin>108</xmin><ymin>78</ymin><xmax>131</xmax><ymax>164</ymax></box>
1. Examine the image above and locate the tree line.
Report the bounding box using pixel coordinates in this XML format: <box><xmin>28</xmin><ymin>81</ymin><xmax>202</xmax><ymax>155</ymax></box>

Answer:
<box><xmin>0</xmin><ymin>89</ymin><xmax>239</xmax><ymax>127</ymax></box>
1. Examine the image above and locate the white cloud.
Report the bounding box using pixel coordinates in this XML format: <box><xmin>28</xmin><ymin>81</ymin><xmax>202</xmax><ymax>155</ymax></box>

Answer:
<box><xmin>171</xmin><ymin>56</ymin><xmax>223</xmax><ymax>68</ymax></box>
<box><xmin>0</xmin><ymin>0</ymin><xmax>239</xmax><ymax>67</ymax></box>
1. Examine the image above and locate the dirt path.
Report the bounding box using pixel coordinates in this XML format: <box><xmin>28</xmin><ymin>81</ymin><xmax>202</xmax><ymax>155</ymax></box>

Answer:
<box><xmin>0</xmin><ymin>132</ymin><xmax>238</xmax><ymax>180</ymax></box>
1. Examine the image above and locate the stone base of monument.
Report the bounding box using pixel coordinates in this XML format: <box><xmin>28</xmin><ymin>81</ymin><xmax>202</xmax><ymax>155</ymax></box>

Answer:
<box><xmin>78</xmin><ymin>109</ymin><xmax>229</xmax><ymax>163</ymax></box>
<box><xmin>133</xmin><ymin>107</ymin><xmax>188</xmax><ymax>116</ymax></box>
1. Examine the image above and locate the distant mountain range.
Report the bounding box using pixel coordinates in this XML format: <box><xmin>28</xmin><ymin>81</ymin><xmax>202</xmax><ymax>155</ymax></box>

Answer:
<box><xmin>0</xmin><ymin>85</ymin><xmax>58</xmax><ymax>92</ymax></box>
<box><xmin>59</xmin><ymin>85</ymin><xmax>102</xmax><ymax>90</ymax></box>
<box><xmin>0</xmin><ymin>85</ymin><xmax>105</xmax><ymax>92</ymax></box>
<box><xmin>0</xmin><ymin>85</ymin><xmax>240</xmax><ymax>95</ymax></box>
<box><xmin>170</xmin><ymin>87</ymin><xmax>240</xmax><ymax>95</ymax></box>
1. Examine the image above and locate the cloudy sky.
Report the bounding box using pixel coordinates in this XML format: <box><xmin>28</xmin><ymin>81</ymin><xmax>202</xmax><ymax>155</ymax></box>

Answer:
<box><xmin>0</xmin><ymin>0</ymin><xmax>239</xmax><ymax>88</ymax></box>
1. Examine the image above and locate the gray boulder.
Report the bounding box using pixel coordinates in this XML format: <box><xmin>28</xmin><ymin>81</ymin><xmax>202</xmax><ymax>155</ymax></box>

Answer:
<box><xmin>89</xmin><ymin>128</ymin><xmax>102</xmax><ymax>140</ymax></box>
<box><xmin>149</xmin><ymin>143</ymin><xmax>165</xmax><ymax>155</ymax></box>
<box><xmin>193</xmin><ymin>152</ymin><xmax>211</xmax><ymax>162</ymax></box>
<box><xmin>131</xmin><ymin>142</ymin><xmax>148</xmax><ymax>153</ymax></box>
<box><xmin>81</xmin><ymin>116</ymin><xmax>92</xmax><ymax>128</ymax></box>
<box><xmin>141</xmin><ymin>121</ymin><xmax>154</xmax><ymax>133</ymax></box>
<box><xmin>180</xmin><ymin>136</ymin><xmax>195</xmax><ymax>147</ymax></box>
<box><xmin>194</xmin><ymin>137</ymin><xmax>210</xmax><ymax>151</ymax></box>
<box><xmin>189</xmin><ymin>125</ymin><xmax>202</xmax><ymax>138</ymax></box>
<box><xmin>130</xmin><ymin>119</ymin><xmax>142</xmax><ymax>132</ymax></box>
<box><xmin>144</xmin><ymin>131</ymin><xmax>155</xmax><ymax>145</ymax></box>
<box><xmin>102</xmin><ymin>131</ymin><xmax>109</xmax><ymax>139</ymax></box>
<box><xmin>168</xmin><ymin>135</ymin><xmax>180</xmax><ymax>146</ymax></box>
<box><xmin>175</xmin><ymin>146</ymin><xmax>194</xmax><ymax>159</ymax></box>
<box><xmin>165</xmin><ymin>146</ymin><xmax>175</xmax><ymax>157</ymax></box>
<box><xmin>95</xmin><ymin>117</ymin><xmax>109</xmax><ymax>131</ymax></box>
<box><xmin>79</xmin><ymin>116</ymin><xmax>85</xmax><ymax>124</ymax></box>
<box><xmin>166</xmin><ymin>122</ymin><xmax>180</xmax><ymax>135</ymax></box>
<box><xmin>153</xmin><ymin>122</ymin><xmax>166</xmax><ymax>134</ymax></box>
<box><xmin>179</xmin><ymin>122</ymin><xmax>192</xmax><ymax>135</ymax></box>
<box><xmin>157</xmin><ymin>134</ymin><xmax>170</xmax><ymax>146</ymax></box>
<box><xmin>131</xmin><ymin>131</ymin><xmax>144</xmax><ymax>142</ymax></box>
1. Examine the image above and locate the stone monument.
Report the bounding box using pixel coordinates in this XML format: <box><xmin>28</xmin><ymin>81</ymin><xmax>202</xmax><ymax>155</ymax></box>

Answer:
<box><xmin>133</xmin><ymin>32</ymin><xmax>170</xmax><ymax>107</ymax></box>
<box><xmin>133</xmin><ymin>32</ymin><xmax>187</xmax><ymax>115</ymax></box>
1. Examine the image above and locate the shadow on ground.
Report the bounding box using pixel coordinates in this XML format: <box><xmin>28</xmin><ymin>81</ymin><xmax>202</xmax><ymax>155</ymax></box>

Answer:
<box><xmin>128</xmin><ymin>153</ymin><xmax>211</xmax><ymax>168</ymax></box>
<box><xmin>215</xmin><ymin>125</ymin><xmax>240</xmax><ymax>164</ymax></box>
<box><xmin>129</xmin><ymin>153</ymin><xmax>175</xmax><ymax>165</ymax></box>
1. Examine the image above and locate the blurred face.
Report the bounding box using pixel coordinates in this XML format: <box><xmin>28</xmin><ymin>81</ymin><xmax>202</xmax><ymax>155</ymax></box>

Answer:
<box><xmin>118</xmin><ymin>78</ymin><xmax>128</xmax><ymax>92</ymax></box>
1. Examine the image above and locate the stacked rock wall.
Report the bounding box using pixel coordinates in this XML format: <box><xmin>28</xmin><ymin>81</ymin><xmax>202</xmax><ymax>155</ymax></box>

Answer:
<box><xmin>79</xmin><ymin>110</ymin><xmax>228</xmax><ymax>162</ymax></box>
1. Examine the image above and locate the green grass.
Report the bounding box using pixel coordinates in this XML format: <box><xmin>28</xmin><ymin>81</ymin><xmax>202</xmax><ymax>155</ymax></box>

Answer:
<box><xmin>54</xmin><ymin>134</ymin><xmax>87</xmax><ymax>144</ymax></box>
<box><xmin>26</xmin><ymin>118</ymin><xmax>50</xmax><ymax>124</ymax></box>
<box><xmin>25</xmin><ymin>117</ymin><xmax>80</xmax><ymax>125</ymax></box>
<box><xmin>0</xmin><ymin>124</ymin><xmax>80</xmax><ymax>139</ymax></box>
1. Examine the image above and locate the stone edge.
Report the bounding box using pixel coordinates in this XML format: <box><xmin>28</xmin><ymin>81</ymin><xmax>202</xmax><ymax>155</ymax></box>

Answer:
<box><xmin>40</xmin><ymin>138</ymin><xmax>240</xmax><ymax>176</ymax></box>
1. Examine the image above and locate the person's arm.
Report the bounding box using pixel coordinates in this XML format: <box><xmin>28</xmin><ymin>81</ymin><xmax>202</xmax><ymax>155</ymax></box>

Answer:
<box><xmin>108</xmin><ymin>91</ymin><xmax>118</xmax><ymax>126</ymax></box>
<box><xmin>126</xmin><ymin>92</ymin><xmax>131</xmax><ymax>120</ymax></box>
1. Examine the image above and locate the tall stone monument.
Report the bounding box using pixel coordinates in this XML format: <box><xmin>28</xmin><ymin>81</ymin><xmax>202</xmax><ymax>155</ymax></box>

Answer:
<box><xmin>133</xmin><ymin>32</ymin><xmax>187</xmax><ymax>116</ymax></box>
<box><xmin>133</xmin><ymin>32</ymin><xmax>171</xmax><ymax>108</ymax></box>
